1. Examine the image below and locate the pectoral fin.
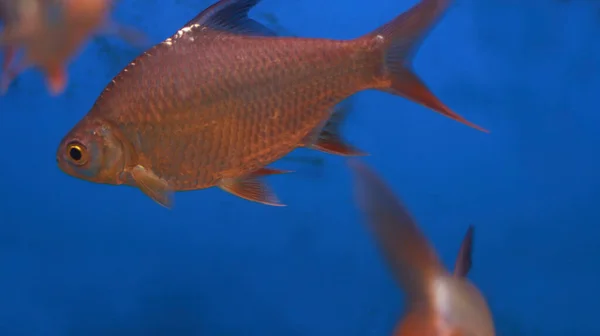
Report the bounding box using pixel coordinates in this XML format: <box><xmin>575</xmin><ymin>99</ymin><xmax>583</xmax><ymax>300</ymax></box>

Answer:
<box><xmin>218</xmin><ymin>167</ymin><xmax>291</xmax><ymax>206</ymax></box>
<box><xmin>130</xmin><ymin>165</ymin><xmax>173</xmax><ymax>209</ymax></box>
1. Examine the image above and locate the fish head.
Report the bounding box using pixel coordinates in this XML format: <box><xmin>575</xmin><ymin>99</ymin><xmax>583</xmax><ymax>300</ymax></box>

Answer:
<box><xmin>56</xmin><ymin>118</ymin><xmax>129</xmax><ymax>185</ymax></box>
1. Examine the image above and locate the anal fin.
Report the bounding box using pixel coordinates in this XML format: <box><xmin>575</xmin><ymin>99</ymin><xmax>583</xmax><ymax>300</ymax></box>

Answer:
<box><xmin>218</xmin><ymin>167</ymin><xmax>291</xmax><ymax>206</ymax></box>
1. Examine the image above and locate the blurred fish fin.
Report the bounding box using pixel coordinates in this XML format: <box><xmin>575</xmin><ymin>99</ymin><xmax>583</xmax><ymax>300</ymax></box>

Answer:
<box><xmin>366</xmin><ymin>0</ymin><xmax>487</xmax><ymax>133</ymax></box>
<box><xmin>0</xmin><ymin>52</ymin><xmax>29</xmax><ymax>95</ymax></box>
<box><xmin>453</xmin><ymin>225</ymin><xmax>474</xmax><ymax>278</ymax></box>
<box><xmin>218</xmin><ymin>167</ymin><xmax>290</xmax><ymax>206</ymax></box>
<box><xmin>348</xmin><ymin>159</ymin><xmax>447</xmax><ymax>306</ymax></box>
<box><xmin>0</xmin><ymin>29</ymin><xmax>22</xmax><ymax>46</ymax></box>
<box><xmin>251</xmin><ymin>167</ymin><xmax>294</xmax><ymax>176</ymax></box>
<box><xmin>45</xmin><ymin>65</ymin><xmax>68</xmax><ymax>96</ymax></box>
<box><xmin>130</xmin><ymin>165</ymin><xmax>174</xmax><ymax>209</ymax></box>
<box><xmin>1</xmin><ymin>46</ymin><xmax>18</xmax><ymax>71</ymax></box>
<box><xmin>300</xmin><ymin>103</ymin><xmax>367</xmax><ymax>156</ymax></box>
<box><xmin>187</xmin><ymin>0</ymin><xmax>278</xmax><ymax>36</ymax></box>
<box><xmin>0</xmin><ymin>71</ymin><xmax>14</xmax><ymax>95</ymax></box>
<box><xmin>301</xmin><ymin>129</ymin><xmax>366</xmax><ymax>156</ymax></box>
<box><xmin>97</xmin><ymin>22</ymin><xmax>149</xmax><ymax>49</ymax></box>
<box><xmin>0</xmin><ymin>46</ymin><xmax>18</xmax><ymax>94</ymax></box>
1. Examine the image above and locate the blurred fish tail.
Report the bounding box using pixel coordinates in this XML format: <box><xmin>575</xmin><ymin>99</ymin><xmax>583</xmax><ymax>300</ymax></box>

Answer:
<box><xmin>364</xmin><ymin>0</ymin><xmax>487</xmax><ymax>132</ymax></box>
<box><xmin>348</xmin><ymin>159</ymin><xmax>446</xmax><ymax>308</ymax></box>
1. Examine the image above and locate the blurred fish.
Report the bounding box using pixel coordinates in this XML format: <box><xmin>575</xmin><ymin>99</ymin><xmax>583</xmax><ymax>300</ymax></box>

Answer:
<box><xmin>0</xmin><ymin>0</ymin><xmax>146</xmax><ymax>95</ymax></box>
<box><xmin>56</xmin><ymin>0</ymin><xmax>486</xmax><ymax>209</ymax></box>
<box><xmin>348</xmin><ymin>159</ymin><xmax>495</xmax><ymax>336</ymax></box>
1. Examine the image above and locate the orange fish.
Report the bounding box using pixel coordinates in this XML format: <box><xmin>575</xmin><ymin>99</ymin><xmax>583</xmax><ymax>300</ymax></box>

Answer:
<box><xmin>0</xmin><ymin>0</ymin><xmax>144</xmax><ymax>95</ymax></box>
<box><xmin>56</xmin><ymin>0</ymin><xmax>486</xmax><ymax>209</ymax></box>
<box><xmin>348</xmin><ymin>159</ymin><xmax>495</xmax><ymax>336</ymax></box>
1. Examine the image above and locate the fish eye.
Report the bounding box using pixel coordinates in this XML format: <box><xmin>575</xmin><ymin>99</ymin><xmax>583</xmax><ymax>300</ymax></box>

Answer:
<box><xmin>66</xmin><ymin>142</ymin><xmax>88</xmax><ymax>165</ymax></box>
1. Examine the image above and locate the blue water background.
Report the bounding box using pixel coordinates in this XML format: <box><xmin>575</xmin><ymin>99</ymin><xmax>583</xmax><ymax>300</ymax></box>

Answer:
<box><xmin>0</xmin><ymin>0</ymin><xmax>598</xmax><ymax>334</ymax></box>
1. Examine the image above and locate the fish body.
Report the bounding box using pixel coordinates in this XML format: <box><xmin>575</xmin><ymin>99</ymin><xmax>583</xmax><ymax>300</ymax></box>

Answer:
<box><xmin>348</xmin><ymin>159</ymin><xmax>495</xmax><ymax>336</ymax></box>
<box><xmin>0</xmin><ymin>0</ymin><xmax>144</xmax><ymax>94</ymax></box>
<box><xmin>57</xmin><ymin>0</ymin><xmax>486</xmax><ymax>208</ymax></box>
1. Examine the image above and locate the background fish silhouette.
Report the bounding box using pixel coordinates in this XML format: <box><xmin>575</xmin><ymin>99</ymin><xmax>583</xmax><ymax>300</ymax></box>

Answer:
<box><xmin>348</xmin><ymin>159</ymin><xmax>495</xmax><ymax>336</ymax></box>
<box><xmin>0</xmin><ymin>0</ymin><xmax>145</xmax><ymax>94</ymax></box>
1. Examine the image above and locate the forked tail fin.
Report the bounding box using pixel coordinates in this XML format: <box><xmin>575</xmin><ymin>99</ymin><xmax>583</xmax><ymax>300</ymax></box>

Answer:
<box><xmin>366</xmin><ymin>0</ymin><xmax>488</xmax><ymax>132</ymax></box>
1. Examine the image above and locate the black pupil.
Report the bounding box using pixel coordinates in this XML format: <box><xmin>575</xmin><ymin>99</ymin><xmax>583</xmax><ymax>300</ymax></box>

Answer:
<box><xmin>69</xmin><ymin>147</ymin><xmax>82</xmax><ymax>161</ymax></box>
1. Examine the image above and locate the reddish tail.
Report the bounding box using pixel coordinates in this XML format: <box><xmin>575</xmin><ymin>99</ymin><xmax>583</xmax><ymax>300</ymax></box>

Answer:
<box><xmin>367</xmin><ymin>0</ymin><xmax>488</xmax><ymax>133</ymax></box>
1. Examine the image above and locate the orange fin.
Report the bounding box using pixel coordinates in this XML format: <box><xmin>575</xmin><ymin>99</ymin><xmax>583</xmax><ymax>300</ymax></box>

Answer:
<box><xmin>218</xmin><ymin>167</ymin><xmax>291</xmax><ymax>206</ymax></box>
<box><xmin>348</xmin><ymin>158</ymin><xmax>446</xmax><ymax>305</ymax></box>
<box><xmin>45</xmin><ymin>66</ymin><xmax>68</xmax><ymax>96</ymax></box>
<box><xmin>367</xmin><ymin>0</ymin><xmax>488</xmax><ymax>133</ymax></box>
<box><xmin>130</xmin><ymin>165</ymin><xmax>173</xmax><ymax>209</ymax></box>
<box><xmin>300</xmin><ymin>102</ymin><xmax>367</xmax><ymax>156</ymax></box>
<box><xmin>186</xmin><ymin>0</ymin><xmax>278</xmax><ymax>37</ymax></box>
<box><xmin>453</xmin><ymin>225</ymin><xmax>474</xmax><ymax>278</ymax></box>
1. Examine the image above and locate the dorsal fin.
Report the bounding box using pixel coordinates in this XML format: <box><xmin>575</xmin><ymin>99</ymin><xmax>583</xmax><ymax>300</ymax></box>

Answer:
<box><xmin>453</xmin><ymin>225</ymin><xmax>474</xmax><ymax>278</ymax></box>
<box><xmin>348</xmin><ymin>159</ymin><xmax>446</xmax><ymax>306</ymax></box>
<box><xmin>185</xmin><ymin>0</ymin><xmax>277</xmax><ymax>36</ymax></box>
